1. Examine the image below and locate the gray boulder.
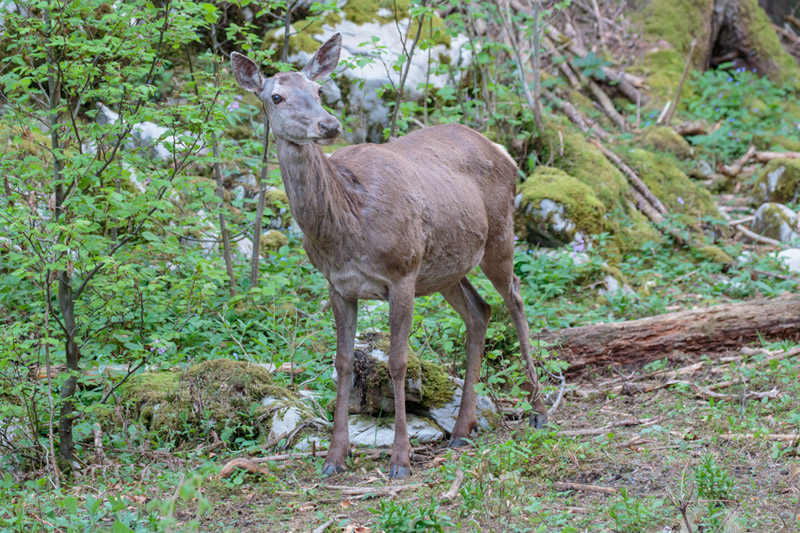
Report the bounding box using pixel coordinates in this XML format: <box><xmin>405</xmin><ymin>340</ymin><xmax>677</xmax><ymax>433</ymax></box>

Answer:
<box><xmin>750</xmin><ymin>202</ymin><xmax>800</xmax><ymax>244</ymax></box>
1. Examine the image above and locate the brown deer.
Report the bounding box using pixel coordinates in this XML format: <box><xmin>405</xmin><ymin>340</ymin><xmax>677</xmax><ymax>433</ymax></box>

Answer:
<box><xmin>231</xmin><ymin>33</ymin><xmax>546</xmax><ymax>479</ymax></box>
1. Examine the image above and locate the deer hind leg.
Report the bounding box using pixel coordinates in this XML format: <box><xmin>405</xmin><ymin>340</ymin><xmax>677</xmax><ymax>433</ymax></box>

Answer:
<box><xmin>387</xmin><ymin>277</ymin><xmax>416</xmax><ymax>479</ymax></box>
<box><xmin>440</xmin><ymin>278</ymin><xmax>491</xmax><ymax>447</ymax></box>
<box><xmin>481</xmin><ymin>250</ymin><xmax>548</xmax><ymax>428</ymax></box>
<box><xmin>321</xmin><ymin>289</ymin><xmax>357</xmax><ymax>476</ymax></box>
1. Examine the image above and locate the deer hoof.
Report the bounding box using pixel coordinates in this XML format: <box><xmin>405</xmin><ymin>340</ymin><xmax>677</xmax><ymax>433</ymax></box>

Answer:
<box><xmin>447</xmin><ymin>436</ymin><xmax>471</xmax><ymax>448</ymax></box>
<box><xmin>528</xmin><ymin>411</ymin><xmax>548</xmax><ymax>429</ymax></box>
<box><xmin>388</xmin><ymin>464</ymin><xmax>411</xmax><ymax>479</ymax></box>
<box><xmin>321</xmin><ymin>461</ymin><xmax>346</xmax><ymax>476</ymax></box>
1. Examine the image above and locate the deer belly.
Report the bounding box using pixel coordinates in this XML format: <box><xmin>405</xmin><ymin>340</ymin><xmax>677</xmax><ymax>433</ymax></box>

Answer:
<box><xmin>326</xmin><ymin>265</ymin><xmax>391</xmax><ymax>301</ymax></box>
<box><xmin>414</xmin><ymin>245</ymin><xmax>485</xmax><ymax>296</ymax></box>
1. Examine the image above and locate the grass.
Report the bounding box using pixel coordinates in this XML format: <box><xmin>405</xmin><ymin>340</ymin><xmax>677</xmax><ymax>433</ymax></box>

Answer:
<box><xmin>3</xmin><ymin>339</ymin><xmax>798</xmax><ymax>532</ymax></box>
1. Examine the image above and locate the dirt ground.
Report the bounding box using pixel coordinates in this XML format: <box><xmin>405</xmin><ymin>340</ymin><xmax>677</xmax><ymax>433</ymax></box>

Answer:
<box><xmin>172</xmin><ymin>345</ymin><xmax>800</xmax><ymax>532</ymax></box>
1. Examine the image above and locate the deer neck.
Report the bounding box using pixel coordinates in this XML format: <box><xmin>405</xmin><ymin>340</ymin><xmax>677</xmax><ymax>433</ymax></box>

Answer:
<box><xmin>275</xmin><ymin>138</ymin><xmax>361</xmax><ymax>245</ymax></box>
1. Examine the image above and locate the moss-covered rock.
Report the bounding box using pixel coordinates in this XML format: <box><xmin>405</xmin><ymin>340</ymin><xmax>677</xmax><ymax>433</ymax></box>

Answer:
<box><xmin>640</xmin><ymin>126</ymin><xmax>694</xmax><ymax>159</ymax></box>
<box><xmin>514</xmin><ymin>167</ymin><xmax>606</xmax><ymax>247</ymax></box>
<box><xmin>260</xmin><ymin>229</ymin><xmax>289</xmax><ymax>253</ymax></box>
<box><xmin>346</xmin><ymin>332</ymin><xmax>454</xmax><ymax>414</ymax></box>
<box><xmin>750</xmin><ymin>202</ymin><xmax>800</xmax><ymax>243</ymax></box>
<box><xmin>531</xmin><ymin>125</ymin><xmax>660</xmax><ymax>256</ymax></box>
<box><xmin>621</xmin><ymin>148</ymin><xmax>719</xmax><ymax>223</ymax></box>
<box><xmin>752</xmin><ymin>158</ymin><xmax>800</xmax><ymax>204</ymax></box>
<box><xmin>122</xmin><ymin>359</ymin><xmax>294</xmax><ymax>443</ymax></box>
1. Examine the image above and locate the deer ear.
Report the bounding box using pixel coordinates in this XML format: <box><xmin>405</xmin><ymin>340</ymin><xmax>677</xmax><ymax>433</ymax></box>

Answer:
<box><xmin>231</xmin><ymin>52</ymin><xmax>265</xmax><ymax>93</ymax></box>
<box><xmin>302</xmin><ymin>33</ymin><xmax>342</xmax><ymax>81</ymax></box>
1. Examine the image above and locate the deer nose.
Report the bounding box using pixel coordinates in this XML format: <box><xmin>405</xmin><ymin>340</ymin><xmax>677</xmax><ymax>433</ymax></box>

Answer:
<box><xmin>319</xmin><ymin>118</ymin><xmax>341</xmax><ymax>139</ymax></box>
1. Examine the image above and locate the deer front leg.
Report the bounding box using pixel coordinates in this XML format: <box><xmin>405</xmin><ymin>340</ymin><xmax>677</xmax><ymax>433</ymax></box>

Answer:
<box><xmin>388</xmin><ymin>278</ymin><xmax>415</xmax><ymax>479</ymax></box>
<box><xmin>322</xmin><ymin>289</ymin><xmax>357</xmax><ymax>476</ymax></box>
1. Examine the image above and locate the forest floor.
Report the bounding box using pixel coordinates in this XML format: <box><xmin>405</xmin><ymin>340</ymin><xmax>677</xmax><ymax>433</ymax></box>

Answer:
<box><xmin>151</xmin><ymin>343</ymin><xmax>799</xmax><ymax>532</ymax></box>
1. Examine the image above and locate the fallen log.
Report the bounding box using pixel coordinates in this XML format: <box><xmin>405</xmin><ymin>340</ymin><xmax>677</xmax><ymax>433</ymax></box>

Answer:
<box><xmin>538</xmin><ymin>293</ymin><xmax>800</xmax><ymax>372</ymax></box>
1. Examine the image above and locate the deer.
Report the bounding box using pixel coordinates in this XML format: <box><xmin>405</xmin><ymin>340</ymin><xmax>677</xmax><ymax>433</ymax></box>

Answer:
<box><xmin>231</xmin><ymin>33</ymin><xmax>547</xmax><ymax>479</ymax></box>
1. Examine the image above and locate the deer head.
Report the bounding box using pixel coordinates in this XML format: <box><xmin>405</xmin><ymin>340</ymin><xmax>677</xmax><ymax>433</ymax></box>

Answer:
<box><xmin>230</xmin><ymin>33</ymin><xmax>343</xmax><ymax>145</ymax></box>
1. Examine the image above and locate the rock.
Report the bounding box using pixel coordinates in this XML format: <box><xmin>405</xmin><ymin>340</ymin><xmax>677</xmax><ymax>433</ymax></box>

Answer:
<box><xmin>514</xmin><ymin>167</ymin><xmax>605</xmax><ymax>248</ymax></box>
<box><xmin>753</xmin><ymin>159</ymin><xmax>800</xmax><ymax>204</ymax></box>
<box><xmin>776</xmin><ymin>249</ymin><xmax>800</xmax><ymax>274</ymax></box>
<box><xmin>348</xmin><ymin>414</ymin><xmax>395</xmax><ymax>447</ymax></box>
<box><xmin>690</xmin><ymin>160</ymin><xmax>715</xmax><ymax>179</ymax></box>
<box><xmin>123</xmin><ymin>359</ymin><xmax>291</xmax><ymax>443</ymax></box>
<box><xmin>332</xmin><ymin>332</ymin><xmax>454</xmax><ymax>415</ymax></box>
<box><xmin>236</xmin><ymin>236</ymin><xmax>254</xmax><ymax>259</ymax></box>
<box><xmin>750</xmin><ymin>202</ymin><xmax>800</xmax><ymax>243</ymax></box>
<box><xmin>289</xmin><ymin>20</ymin><xmax>470</xmax><ymax>143</ymax></box>
<box><xmin>269</xmin><ymin>405</ymin><xmax>303</xmax><ymax>442</ymax></box>
<box><xmin>260</xmin><ymin>230</ymin><xmax>288</xmax><ymax>253</ymax></box>
<box><xmin>347</xmin><ymin>414</ymin><xmax>444</xmax><ymax>447</ymax></box>
<box><xmin>427</xmin><ymin>378</ymin><xmax>496</xmax><ymax>435</ymax></box>
<box><xmin>640</xmin><ymin>126</ymin><xmax>694</xmax><ymax>159</ymax></box>
<box><xmin>294</xmin><ymin>435</ymin><xmax>328</xmax><ymax>452</ymax></box>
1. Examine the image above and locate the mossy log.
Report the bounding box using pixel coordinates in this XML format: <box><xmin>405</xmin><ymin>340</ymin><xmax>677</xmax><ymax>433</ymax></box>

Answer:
<box><xmin>539</xmin><ymin>292</ymin><xmax>800</xmax><ymax>372</ymax></box>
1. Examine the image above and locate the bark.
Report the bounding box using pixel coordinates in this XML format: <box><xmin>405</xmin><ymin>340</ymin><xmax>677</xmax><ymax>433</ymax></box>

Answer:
<box><xmin>538</xmin><ymin>292</ymin><xmax>800</xmax><ymax>372</ymax></box>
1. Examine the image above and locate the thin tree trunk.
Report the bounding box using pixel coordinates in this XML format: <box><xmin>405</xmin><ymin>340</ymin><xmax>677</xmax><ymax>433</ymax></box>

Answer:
<box><xmin>389</xmin><ymin>0</ymin><xmax>428</xmax><ymax>138</ymax></box>
<box><xmin>249</xmin><ymin>116</ymin><xmax>270</xmax><ymax>287</ymax></box>
<box><xmin>211</xmin><ymin>23</ymin><xmax>236</xmax><ymax>297</ymax></box>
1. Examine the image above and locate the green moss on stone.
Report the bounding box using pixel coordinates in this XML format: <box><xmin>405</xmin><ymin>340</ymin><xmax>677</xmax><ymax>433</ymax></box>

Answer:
<box><xmin>123</xmin><ymin>359</ymin><xmax>290</xmax><ymax>443</ymax></box>
<box><xmin>737</xmin><ymin>0</ymin><xmax>800</xmax><ymax>89</ymax></box>
<box><xmin>531</xmin><ymin>125</ymin><xmax>660</xmax><ymax>254</ymax></box>
<box><xmin>640</xmin><ymin>126</ymin><xmax>694</xmax><ymax>159</ymax></box>
<box><xmin>752</xmin><ymin>158</ymin><xmax>800</xmax><ymax>204</ymax></box>
<box><xmin>515</xmin><ymin>166</ymin><xmax>606</xmax><ymax>246</ymax></box>
<box><xmin>642</xmin><ymin>0</ymin><xmax>714</xmax><ymax>64</ymax></box>
<box><xmin>695</xmin><ymin>245</ymin><xmax>733</xmax><ymax>264</ymax></box>
<box><xmin>622</xmin><ymin>148</ymin><xmax>719</xmax><ymax>223</ymax></box>
<box><xmin>640</xmin><ymin>49</ymin><xmax>692</xmax><ymax>107</ymax></box>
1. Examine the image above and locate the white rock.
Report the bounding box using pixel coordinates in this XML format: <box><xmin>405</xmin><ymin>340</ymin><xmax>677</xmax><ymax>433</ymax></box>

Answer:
<box><xmin>751</xmin><ymin>202</ymin><xmax>800</xmax><ymax>244</ymax></box>
<box><xmin>776</xmin><ymin>248</ymin><xmax>800</xmax><ymax>274</ymax></box>
<box><xmin>294</xmin><ymin>435</ymin><xmax>329</xmax><ymax>452</ymax></box>
<box><xmin>236</xmin><ymin>236</ymin><xmax>254</xmax><ymax>259</ymax></box>
<box><xmin>348</xmin><ymin>414</ymin><xmax>395</xmax><ymax>447</ymax></box>
<box><xmin>269</xmin><ymin>405</ymin><xmax>303</xmax><ymax>441</ymax></box>
<box><xmin>347</xmin><ymin>414</ymin><xmax>444</xmax><ymax>447</ymax></box>
<box><xmin>428</xmin><ymin>377</ymin><xmax>495</xmax><ymax>435</ymax></box>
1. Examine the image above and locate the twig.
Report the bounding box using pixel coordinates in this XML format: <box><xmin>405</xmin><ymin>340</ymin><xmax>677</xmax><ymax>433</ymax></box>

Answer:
<box><xmin>589</xmin><ymin>139</ymin><xmax>668</xmax><ymax>215</ymax></box>
<box><xmin>323</xmin><ymin>483</ymin><xmax>420</xmax><ymax>496</ymax></box>
<box><xmin>720</xmin><ymin>145</ymin><xmax>756</xmax><ymax>177</ymax></box>
<box><xmin>752</xmin><ymin>150</ymin><xmax>800</xmax><ymax>163</ymax></box>
<box><xmin>717</xmin><ymin>433</ymin><xmax>798</xmax><ymax>442</ymax></box>
<box><xmin>552</xmin><ymin>481</ymin><xmax>618</xmax><ymax>495</ymax></box>
<box><xmin>312</xmin><ymin>519</ymin><xmax>335</xmax><ymax>533</ymax></box>
<box><xmin>218</xmin><ymin>458</ymin><xmax>270</xmax><ymax>479</ymax></box>
<box><xmin>735</xmin><ymin>224</ymin><xmax>783</xmax><ymax>247</ymax></box>
<box><xmin>663</xmin><ymin>39</ymin><xmax>696</xmax><ymax>126</ymax></box>
<box><xmin>441</xmin><ymin>469</ymin><xmax>464</xmax><ymax>502</ymax></box>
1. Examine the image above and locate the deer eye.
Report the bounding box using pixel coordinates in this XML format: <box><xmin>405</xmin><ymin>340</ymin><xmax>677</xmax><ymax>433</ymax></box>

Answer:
<box><xmin>318</xmin><ymin>86</ymin><xmax>323</xmax><ymax>97</ymax></box>
<box><xmin>271</xmin><ymin>94</ymin><xmax>282</xmax><ymax>104</ymax></box>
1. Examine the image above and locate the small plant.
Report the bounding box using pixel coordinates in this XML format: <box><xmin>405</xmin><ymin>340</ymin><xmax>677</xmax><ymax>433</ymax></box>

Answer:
<box><xmin>607</xmin><ymin>488</ymin><xmax>668</xmax><ymax>533</ymax></box>
<box><xmin>369</xmin><ymin>497</ymin><xmax>453</xmax><ymax>532</ymax></box>
<box><xmin>694</xmin><ymin>453</ymin><xmax>736</xmax><ymax>530</ymax></box>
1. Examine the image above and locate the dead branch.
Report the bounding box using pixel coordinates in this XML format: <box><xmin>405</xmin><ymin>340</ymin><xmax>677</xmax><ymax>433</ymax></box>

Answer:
<box><xmin>752</xmin><ymin>151</ymin><xmax>800</xmax><ymax>163</ymax></box>
<box><xmin>323</xmin><ymin>483</ymin><xmax>420</xmax><ymax>496</ymax></box>
<box><xmin>218</xmin><ymin>458</ymin><xmax>270</xmax><ymax>479</ymax></box>
<box><xmin>718</xmin><ymin>433</ymin><xmax>799</xmax><ymax>443</ymax></box>
<box><xmin>735</xmin><ymin>224</ymin><xmax>784</xmax><ymax>247</ymax></box>
<box><xmin>542</xmin><ymin>89</ymin><xmax>610</xmax><ymax>139</ymax></box>
<box><xmin>539</xmin><ymin>293</ymin><xmax>800</xmax><ymax>372</ymax></box>
<box><xmin>441</xmin><ymin>468</ymin><xmax>465</xmax><ymax>502</ymax></box>
<box><xmin>552</xmin><ymin>481</ymin><xmax>618</xmax><ymax>495</ymax></box>
<box><xmin>312</xmin><ymin>519</ymin><xmax>336</xmax><ymax>533</ymax></box>
<box><xmin>720</xmin><ymin>145</ymin><xmax>756</xmax><ymax>177</ymax></box>
<box><xmin>663</xmin><ymin>39</ymin><xmax>696</xmax><ymax>126</ymax></box>
<box><xmin>590</xmin><ymin>139</ymin><xmax>668</xmax><ymax>216</ymax></box>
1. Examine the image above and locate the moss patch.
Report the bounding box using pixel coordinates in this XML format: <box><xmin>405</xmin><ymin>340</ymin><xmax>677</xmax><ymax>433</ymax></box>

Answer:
<box><xmin>752</xmin><ymin>158</ymin><xmax>800</xmax><ymax>204</ymax></box>
<box><xmin>642</xmin><ymin>0</ymin><xmax>714</xmax><ymax>65</ymax></box>
<box><xmin>640</xmin><ymin>49</ymin><xmax>693</xmax><ymax>108</ymax></box>
<box><xmin>515</xmin><ymin>166</ymin><xmax>606</xmax><ymax>247</ymax></box>
<box><xmin>531</xmin><ymin>125</ymin><xmax>660</xmax><ymax>255</ymax></box>
<box><xmin>736</xmin><ymin>0</ymin><xmax>800</xmax><ymax>89</ymax></box>
<box><xmin>640</xmin><ymin>126</ymin><xmax>694</xmax><ymax>159</ymax></box>
<box><xmin>355</xmin><ymin>332</ymin><xmax>454</xmax><ymax>412</ymax></box>
<box><xmin>621</xmin><ymin>148</ymin><xmax>719</xmax><ymax>222</ymax></box>
<box><xmin>122</xmin><ymin>359</ymin><xmax>292</xmax><ymax>444</ymax></box>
